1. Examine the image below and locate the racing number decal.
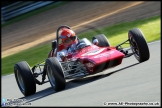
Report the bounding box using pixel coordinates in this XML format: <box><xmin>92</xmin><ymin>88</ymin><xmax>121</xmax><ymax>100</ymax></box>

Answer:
<box><xmin>81</xmin><ymin>48</ymin><xmax>105</xmax><ymax>56</ymax></box>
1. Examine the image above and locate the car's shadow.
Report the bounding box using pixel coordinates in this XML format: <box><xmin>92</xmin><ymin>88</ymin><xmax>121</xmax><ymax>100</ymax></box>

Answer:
<box><xmin>19</xmin><ymin>62</ymin><xmax>139</xmax><ymax>104</ymax></box>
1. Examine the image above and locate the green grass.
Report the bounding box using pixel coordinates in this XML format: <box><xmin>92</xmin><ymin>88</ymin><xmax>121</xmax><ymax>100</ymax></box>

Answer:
<box><xmin>2</xmin><ymin>15</ymin><xmax>160</xmax><ymax>76</ymax></box>
<box><xmin>2</xmin><ymin>43</ymin><xmax>51</xmax><ymax>76</ymax></box>
<box><xmin>2</xmin><ymin>1</ymin><xmax>69</xmax><ymax>28</ymax></box>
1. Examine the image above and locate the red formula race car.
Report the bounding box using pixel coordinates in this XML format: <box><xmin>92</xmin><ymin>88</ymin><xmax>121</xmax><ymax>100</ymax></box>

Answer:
<box><xmin>14</xmin><ymin>25</ymin><xmax>150</xmax><ymax>96</ymax></box>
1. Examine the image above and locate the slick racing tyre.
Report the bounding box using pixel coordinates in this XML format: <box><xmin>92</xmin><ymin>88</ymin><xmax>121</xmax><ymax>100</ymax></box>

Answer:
<box><xmin>14</xmin><ymin>61</ymin><xmax>36</xmax><ymax>96</ymax></box>
<box><xmin>128</xmin><ymin>28</ymin><xmax>150</xmax><ymax>62</ymax></box>
<box><xmin>92</xmin><ymin>34</ymin><xmax>110</xmax><ymax>47</ymax></box>
<box><xmin>46</xmin><ymin>57</ymin><xmax>66</xmax><ymax>91</ymax></box>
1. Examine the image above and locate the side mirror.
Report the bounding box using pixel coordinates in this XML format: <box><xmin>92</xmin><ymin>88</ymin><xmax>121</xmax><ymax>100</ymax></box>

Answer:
<box><xmin>59</xmin><ymin>52</ymin><xmax>65</xmax><ymax>58</ymax></box>
<box><xmin>52</xmin><ymin>40</ymin><xmax>57</xmax><ymax>49</ymax></box>
<box><xmin>92</xmin><ymin>39</ymin><xmax>99</xmax><ymax>45</ymax></box>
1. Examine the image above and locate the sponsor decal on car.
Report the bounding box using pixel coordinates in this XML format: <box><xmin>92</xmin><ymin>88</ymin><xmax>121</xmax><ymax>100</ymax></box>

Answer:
<box><xmin>94</xmin><ymin>51</ymin><xmax>115</xmax><ymax>58</ymax></box>
<box><xmin>81</xmin><ymin>48</ymin><xmax>106</xmax><ymax>56</ymax></box>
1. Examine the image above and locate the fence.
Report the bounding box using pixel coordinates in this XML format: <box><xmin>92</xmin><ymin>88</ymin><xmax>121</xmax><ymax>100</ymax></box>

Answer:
<box><xmin>1</xmin><ymin>1</ymin><xmax>57</xmax><ymax>24</ymax></box>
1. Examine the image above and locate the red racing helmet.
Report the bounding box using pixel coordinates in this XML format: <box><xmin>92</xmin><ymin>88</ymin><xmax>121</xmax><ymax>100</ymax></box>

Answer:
<box><xmin>60</xmin><ymin>28</ymin><xmax>77</xmax><ymax>46</ymax></box>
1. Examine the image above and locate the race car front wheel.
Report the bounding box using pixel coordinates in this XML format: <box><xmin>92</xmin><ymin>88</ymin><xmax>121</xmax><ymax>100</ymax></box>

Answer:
<box><xmin>128</xmin><ymin>28</ymin><xmax>150</xmax><ymax>62</ymax></box>
<box><xmin>14</xmin><ymin>61</ymin><xmax>36</xmax><ymax>96</ymax></box>
<box><xmin>46</xmin><ymin>57</ymin><xmax>66</xmax><ymax>91</ymax></box>
<box><xmin>92</xmin><ymin>34</ymin><xmax>110</xmax><ymax>47</ymax></box>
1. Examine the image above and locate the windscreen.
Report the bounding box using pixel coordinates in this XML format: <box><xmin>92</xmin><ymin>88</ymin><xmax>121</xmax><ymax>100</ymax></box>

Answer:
<box><xmin>76</xmin><ymin>38</ymin><xmax>92</xmax><ymax>50</ymax></box>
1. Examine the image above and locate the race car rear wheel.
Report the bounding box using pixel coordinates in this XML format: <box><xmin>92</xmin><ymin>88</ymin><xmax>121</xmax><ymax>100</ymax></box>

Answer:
<box><xmin>128</xmin><ymin>28</ymin><xmax>150</xmax><ymax>62</ymax></box>
<box><xmin>46</xmin><ymin>57</ymin><xmax>66</xmax><ymax>91</ymax></box>
<box><xmin>14</xmin><ymin>61</ymin><xmax>36</xmax><ymax>96</ymax></box>
<box><xmin>92</xmin><ymin>34</ymin><xmax>110</xmax><ymax>47</ymax></box>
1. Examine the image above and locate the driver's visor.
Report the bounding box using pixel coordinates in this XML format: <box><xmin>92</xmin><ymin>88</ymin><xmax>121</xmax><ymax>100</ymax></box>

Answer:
<box><xmin>60</xmin><ymin>35</ymin><xmax>67</xmax><ymax>39</ymax></box>
<box><xmin>60</xmin><ymin>35</ymin><xmax>76</xmax><ymax>41</ymax></box>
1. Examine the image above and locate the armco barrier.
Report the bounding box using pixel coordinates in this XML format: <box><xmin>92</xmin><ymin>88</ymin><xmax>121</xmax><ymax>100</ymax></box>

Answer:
<box><xmin>1</xmin><ymin>1</ymin><xmax>56</xmax><ymax>24</ymax></box>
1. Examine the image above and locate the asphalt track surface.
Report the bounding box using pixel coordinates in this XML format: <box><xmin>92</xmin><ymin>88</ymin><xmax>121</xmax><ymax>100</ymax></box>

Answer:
<box><xmin>2</xmin><ymin>40</ymin><xmax>161</xmax><ymax>106</ymax></box>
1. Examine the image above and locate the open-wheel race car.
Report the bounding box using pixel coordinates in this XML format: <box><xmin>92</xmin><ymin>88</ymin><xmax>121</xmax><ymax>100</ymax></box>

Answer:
<box><xmin>14</xmin><ymin>25</ymin><xmax>150</xmax><ymax>96</ymax></box>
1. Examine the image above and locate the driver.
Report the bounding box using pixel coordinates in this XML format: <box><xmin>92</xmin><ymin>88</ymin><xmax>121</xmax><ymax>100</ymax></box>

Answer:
<box><xmin>55</xmin><ymin>28</ymin><xmax>79</xmax><ymax>61</ymax></box>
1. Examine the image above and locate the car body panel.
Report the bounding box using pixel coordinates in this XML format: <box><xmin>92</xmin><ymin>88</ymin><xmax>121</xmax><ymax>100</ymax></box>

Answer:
<box><xmin>67</xmin><ymin>44</ymin><xmax>125</xmax><ymax>74</ymax></box>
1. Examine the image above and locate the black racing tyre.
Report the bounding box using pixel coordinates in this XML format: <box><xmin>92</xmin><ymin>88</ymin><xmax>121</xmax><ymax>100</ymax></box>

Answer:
<box><xmin>46</xmin><ymin>57</ymin><xmax>66</xmax><ymax>91</ymax></box>
<box><xmin>92</xmin><ymin>34</ymin><xmax>110</xmax><ymax>47</ymax></box>
<box><xmin>14</xmin><ymin>61</ymin><xmax>36</xmax><ymax>96</ymax></box>
<box><xmin>128</xmin><ymin>28</ymin><xmax>150</xmax><ymax>62</ymax></box>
